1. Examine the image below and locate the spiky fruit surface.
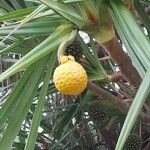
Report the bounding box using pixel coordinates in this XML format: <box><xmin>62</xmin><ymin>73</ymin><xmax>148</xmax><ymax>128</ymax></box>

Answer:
<box><xmin>53</xmin><ymin>55</ymin><xmax>88</xmax><ymax>95</ymax></box>
<box><xmin>65</xmin><ymin>41</ymin><xmax>83</xmax><ymax>60</ymax></box>
<box><xmin>124</xmin><ymin>134</ymin><xmax>142</xmax><ymax>150</ymax></box>
<box><xmin>88</xmin><ymin>101</ymin><xmax>107</xmax><ymax>121</ymax></box>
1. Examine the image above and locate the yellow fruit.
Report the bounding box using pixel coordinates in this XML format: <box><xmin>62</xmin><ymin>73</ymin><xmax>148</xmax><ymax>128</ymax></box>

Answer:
<box><xmin>53</xmin><ymin>55</ymin><xmax>88</xmax><ymax>95</ymax></box>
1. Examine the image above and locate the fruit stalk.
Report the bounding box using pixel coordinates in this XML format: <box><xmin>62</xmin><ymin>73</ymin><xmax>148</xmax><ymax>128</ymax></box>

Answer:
<box><xmin>57</xmin><ymin>29</ymin><xmax>78</xmax><ymax>61</ymax></box>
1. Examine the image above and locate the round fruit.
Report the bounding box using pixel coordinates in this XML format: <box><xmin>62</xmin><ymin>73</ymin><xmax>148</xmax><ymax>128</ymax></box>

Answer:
<box><xmin>53</xmin><ymin>55</ymin><xmax>88</xmax><ymax>95</ymax></box>
<box><xmin>65</xmin><ymin>41</ymin><xmax>83</xmax><ymax>60</ymax></box>
<box><xmin>124</xmin><ymin>133</ymin><xmax>142</xmax><ymax>150</ymax></box>
<box><xmin>88</xmin><ymin>100</ymin><xmax>107</xmax><ymax>121</ymax></box>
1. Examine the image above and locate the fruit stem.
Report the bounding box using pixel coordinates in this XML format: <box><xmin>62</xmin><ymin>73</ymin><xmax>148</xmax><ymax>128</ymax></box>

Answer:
<box><xmin>57</xmin><ymin>29</ymin><xmax>78</xmax><ymax>62</ymax></box>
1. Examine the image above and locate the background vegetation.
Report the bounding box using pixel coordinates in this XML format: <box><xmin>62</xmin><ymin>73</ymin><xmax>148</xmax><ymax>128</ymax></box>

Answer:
<box><xmin>0</xmin><ymin>0</ymin><xmax>150</xmax><ymax>149</ymax></box>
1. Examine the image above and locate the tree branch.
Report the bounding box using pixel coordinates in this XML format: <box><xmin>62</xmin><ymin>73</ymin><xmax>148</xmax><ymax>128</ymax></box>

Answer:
<box><xmin>103</xmin><ymin>37</ymin><xmax>142</xmax><ymax>90</ymax></box>
<box><xmin>87</xmin><ymin>81</ymin><xmax>129</xmax><ymax>113</ymax></box>
<box><xmin>87</xmin><ymin>81</ymin><xmax>150</xmax><ymax>123</ymax></box>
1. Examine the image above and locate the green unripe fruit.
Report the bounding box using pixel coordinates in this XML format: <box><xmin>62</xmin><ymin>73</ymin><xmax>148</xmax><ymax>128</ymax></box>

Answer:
<box><xmin>88</xmin><ymin>100</ymin><xmax>107</xmax><ymax>121</ymax></box>
<box><xmin>124</xmin><ymin>133</ymin><xmax>142</xmax><ymax>150</ymax></box>
<box><xmin>65</xmin><ymin>41</ymin><xmax>83</xmax><ymax>60</ymax></box>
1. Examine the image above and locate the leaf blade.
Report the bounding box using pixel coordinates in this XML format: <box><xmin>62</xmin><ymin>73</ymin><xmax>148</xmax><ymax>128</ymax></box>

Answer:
<box><xmin>24</xmin><ymin>51</ymin><xmax>57</xmax><ymax>150</ymax></box>
<box><xmin>0</xmin><ymin>57</ymin><xmax>47</xmax><ymax>149</ymax></box>
<box><xmin>115</xmin><ymin>68</ymin><xmax>150</xmax><ymax>150</ymax></box>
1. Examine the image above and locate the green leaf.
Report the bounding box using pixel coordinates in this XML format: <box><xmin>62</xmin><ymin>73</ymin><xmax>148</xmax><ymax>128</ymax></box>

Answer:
<box><xmin>53</xmin><ymin>98</ymin><xmax>79</xmax><ymax>140</ymax></box>
<box><xmin>39</xmin><ymin>0</ymin><xmax>86</xmax><ymax>28</ymax></box>
<box><xmin>0</xmin><ymin>64</ymin><xmax>35</xmax><ymax>129</ymax></box>
<box><xmin>109</xmin><ymin>0</ymin><xmax>150</xmax><ymax>77</ymax></box>
<box><xmin>15</xmin><ymin>0</ymin><xmax>26</xmax><ymax>8</ymax></box>
<box><xmin>51</xmin><ymin>91</ymin><xmax>94</xmax><ymax>149</ymax></box>
<box><xmin>115</xmin><ymin>68</ymin><xmax>150</xmax><ymax>150</ymax></box>
<box><xmin>108</xmin><ymin>1</ymin><xmax>150</xmax><ymax>149</ymax></box>
<box><xmin>0</xmin><ymin>57</ymin><xmax>47</xmax><ymax>150</ymax></box>
<box><xmin>0</xmin><ymin>0</ymin><xmax>14</xmax><ymax>11</ymax></box>
<box><xmin>0</xmin><ymin>24</ymin><xmax>73</xmax><ymax>82</ymax></box>
<box><xmin>0</xmin><ymin>36</ymin><xmax>38</xmax><ymax>55</ymax></box>
<box><xmin>53</xmin><ymin>91</ymin><xmax>93</xmax><ymax>140</ymax></box>
<box><xmin>110</xmin><ymin>10</ymin><xmax>146</xmax><ymax>77</ymax></box>
<box><xmin>0</xmin><ymin>4</ymin><xmax>46</xmax><ymax>45</ymax></box>
<box><xmin>77</xmin><ymin>35</ymin><xmax>109</xmax><ymax>81</ymax></box>
<box><xmin>0</xmin><ymin>19</ymin><xmax>61</xmax><ymax>35</ymax></box>
<box><xmin>0</xmin><ymin>6</ymin><xmax>37</xmax><ymax>21</ymax></box>
<box><xmin>24</xmin><ymin>51</ymin><xmax>57</xmax><ymax>150</ymax></box>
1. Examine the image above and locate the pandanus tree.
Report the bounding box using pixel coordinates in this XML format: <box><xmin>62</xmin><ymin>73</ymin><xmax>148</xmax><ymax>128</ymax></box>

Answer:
<box><xmin>0</xmin><ymin>0</ymin><xmax>150</xmax><ymax>149</ymax></box>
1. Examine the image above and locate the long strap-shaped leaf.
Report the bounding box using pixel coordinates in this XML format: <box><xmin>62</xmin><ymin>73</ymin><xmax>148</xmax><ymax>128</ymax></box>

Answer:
<box><xmin>0</xmin><ymin>20</ymin><xmax>62</xmax><ymax>35</ymax></box>
<box><xmin>0</xmin><ymin>6</ymin><xmax>37</xmax><ymax>21</ymax></box>
<box><xmin>53</xmin><ymin>91</ymin><xmax>93</xmax><ymax>141</ymax></box>
<box><xmin>24</xmin><ymin>51</ymin><xmax>57</xmax><ymax>150</ymax></box>
<box><xmin>0</xmin><ymin>24</ymin><xmax>73</xmax><ymax>82</ymax></box>
<box><xmin>0</xmin><ymin>36</ymin><xmax>38</xmax><ymax>55</ymax></box>
<box><xmin>0</xmin><ymin>57</ymin><xmax>48</xmax><ymax>150</ymax></box>
<box><xmin>0</xmin><ymin>4</ymin><xmax>46</xmax><ymax>45</ymax></box>
<box><xmin>109</xmin><ymin>0</ymin><xmax>150</xmax><ymax>77</ymax></box>
<box><xmin>108</xmin><ymin>1</ymin><xmax>150</xmax><ymax>149</ymax></box>
<box><xmin>77</xmin><ymin>35</ymin><xmax>109</xmax><ymax>81</ymax></box>
<box><xmin>109</xmin><ymin>7</ymin><xmax>146</xmax><ymax>77</ymax></box>
<box><xmin>115</xmin><ymin>68</ymin><xmax>150</xmax><ymax>150</ymax></box>
<box><xmin>0</xmin><ymin>64</ymin><xmax>35</xmax><ymax>129</ymax></box>
<box><xmin>39</xmin><ymin>0</ymin><xmax>86</xmax><ymax>28</ymax></box>
<box><xmin>117</xmin><ymin>2</ymin><xmax>150</xmax><ymax>60</ymax></box>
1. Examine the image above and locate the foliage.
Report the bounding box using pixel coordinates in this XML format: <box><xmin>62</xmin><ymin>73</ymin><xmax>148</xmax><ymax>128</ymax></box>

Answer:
<box><xmin>0</xmin><ymin>0</ymin><xmax>150</xmax><ymax>149</ymax></box>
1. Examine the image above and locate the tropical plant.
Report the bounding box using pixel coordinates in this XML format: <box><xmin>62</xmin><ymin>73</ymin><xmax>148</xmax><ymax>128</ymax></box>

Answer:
<box><xmin>0</xmin><ymin>0</ymin><xmax>150</xmax><ymax>149</ymax></box>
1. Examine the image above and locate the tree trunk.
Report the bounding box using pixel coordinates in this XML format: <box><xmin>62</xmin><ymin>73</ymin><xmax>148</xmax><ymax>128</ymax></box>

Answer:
<box><xmin>103</xmin><ymin>37</ymin><xmax>142</xmax><ymax>90</ymax></box>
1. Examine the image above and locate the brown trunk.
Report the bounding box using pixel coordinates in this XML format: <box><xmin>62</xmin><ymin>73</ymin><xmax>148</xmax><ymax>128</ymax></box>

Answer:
<box><xmin>87</xmin><ymin>81</ymin><xmax>150</xmax><ymax>123</ymax></box>
<box><xmin>103</xmin><ymin>37</ymin><xmax>142</xmax><ymax>90</ymax></box>
<box><xmin>87</xmin><ymin>81</ymin><xmax>129</xmax><ymax>114</ymax></box>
